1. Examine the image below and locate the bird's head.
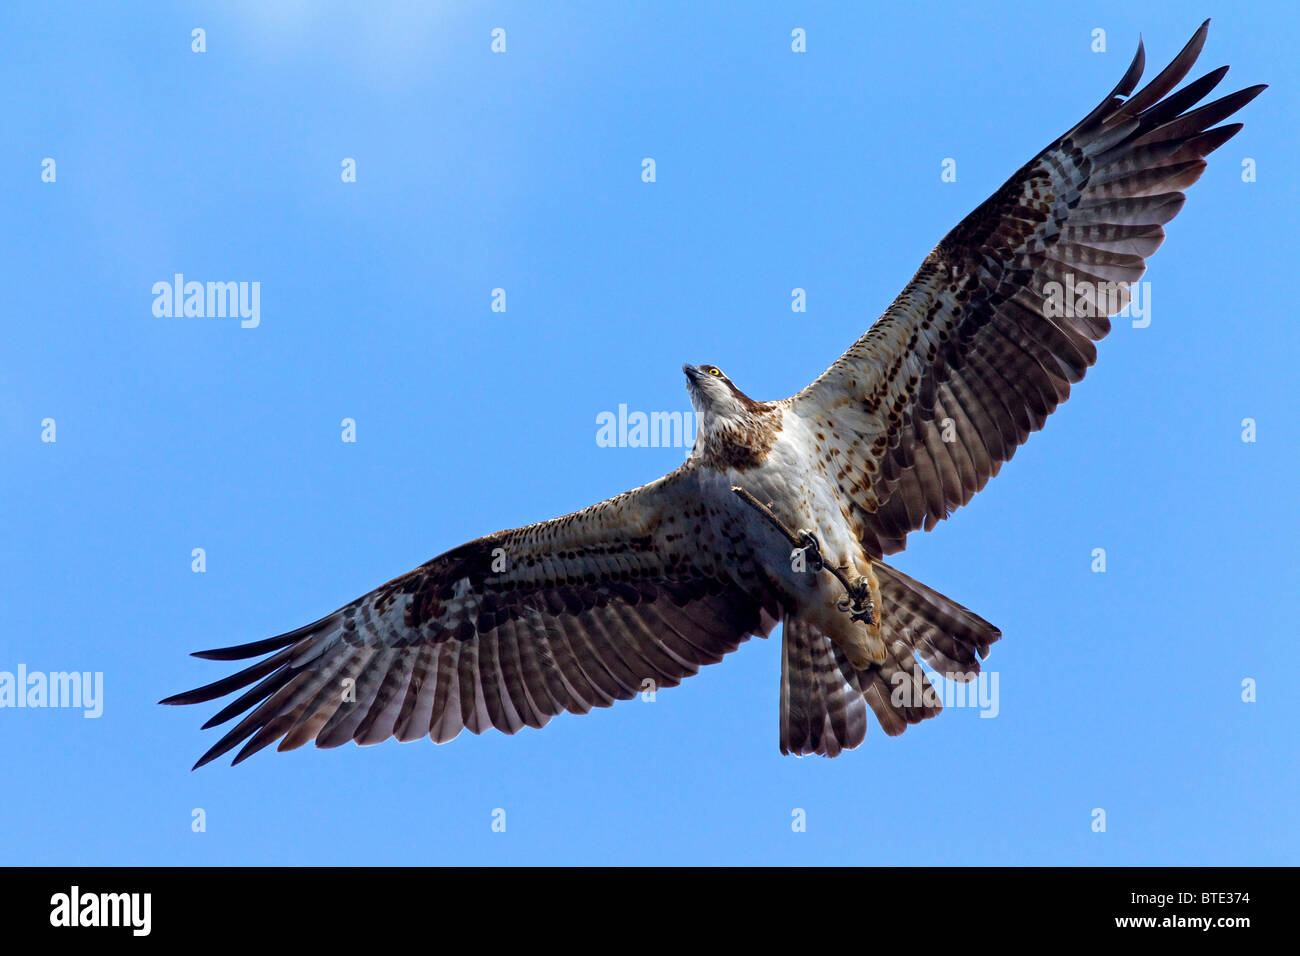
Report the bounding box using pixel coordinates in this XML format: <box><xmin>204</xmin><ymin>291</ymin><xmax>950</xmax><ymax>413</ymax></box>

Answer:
<box><xmin>684</xmin><ymin>363</ymin><xmax>746</xmax><ymax>418</ymax></box>
<box><xmin>683</xmin><ymin>361</ymin><xmax>770</xmax><ymax>433</ymax></box>
<box><xmin>682</xmin><ymin>364</ymin><xmax>778</xmax><ymax>468</ymax></box>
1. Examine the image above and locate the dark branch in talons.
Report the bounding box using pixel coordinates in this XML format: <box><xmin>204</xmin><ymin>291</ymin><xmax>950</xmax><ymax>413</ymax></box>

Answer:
<box><xmin>795</xmin><ymin>529</ymin><xmax>825</xmax><ymax>572</ymax></box>
<box><xmin>732</xmin><ymin>486</ymin><xmax>878</xmax><ymax>628</ymax></box>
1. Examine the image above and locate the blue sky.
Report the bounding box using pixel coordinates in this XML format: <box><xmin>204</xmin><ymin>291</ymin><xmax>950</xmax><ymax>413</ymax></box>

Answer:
<box><xmin>2</xmin><ymin>1</ymin><xmax>1295</xmax><ymax>865</ymax></box>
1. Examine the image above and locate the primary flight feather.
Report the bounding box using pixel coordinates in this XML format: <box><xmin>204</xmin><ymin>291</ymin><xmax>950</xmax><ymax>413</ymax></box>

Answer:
<box><xmin>163</xmin><ymin>21</ymin><xmax>1263</xmax><ymax>766</ymax></box>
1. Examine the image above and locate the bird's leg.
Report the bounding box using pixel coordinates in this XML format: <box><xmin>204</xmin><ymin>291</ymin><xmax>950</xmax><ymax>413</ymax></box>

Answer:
<box><xmin>791</xmin><ymin>529</ymin><xmax>879</xmax><ymax>629</ymax></box>
<box><xmin>837</xmin><ymin>576</ymin><xmax>879</xmax><ymax>628</ymax></box>
<box><xmin>794</xmin><ymin>529</ymin><xmax>825</xmax><ymax>572</ymax></box>
<box><xmin>730</xmin><ymin>486</ymin><xmax>880</xmax><ymax>638</ymax></box>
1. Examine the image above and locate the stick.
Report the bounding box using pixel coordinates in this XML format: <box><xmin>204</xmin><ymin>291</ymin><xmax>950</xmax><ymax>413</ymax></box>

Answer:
<box><xmin>730</xmin><ymin>486</ymin><xmax>876</xmax><ymax>624</ymax></box>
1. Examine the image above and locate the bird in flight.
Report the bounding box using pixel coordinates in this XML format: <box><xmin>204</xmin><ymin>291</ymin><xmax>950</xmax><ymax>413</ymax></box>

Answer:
<box><xmin>164</xmin><ymin>21</ymin><xmax>1262</xmax><ymax>766</ymax></box>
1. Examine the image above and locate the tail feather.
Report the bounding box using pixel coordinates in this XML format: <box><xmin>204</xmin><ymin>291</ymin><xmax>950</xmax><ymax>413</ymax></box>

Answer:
<box><xmin>874</xmin><ymin>563</ymin><xmax>1000</xmax><ymax>679</ymax></box>
<box><xmin>779</xmin><ymin>562</ymin><xmax>1000</xmax><ymax>757</ymax></box>
<box><xmin>779</xmin><ymin>619</ymin><xmax>867</xmax><ymax>757</ymax></box>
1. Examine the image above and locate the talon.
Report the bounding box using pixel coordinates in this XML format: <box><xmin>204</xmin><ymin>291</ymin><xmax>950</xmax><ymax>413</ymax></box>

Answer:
<box><xmin>840</xmin><ymin>577</ymin><xmax>878</xmax><ymax>627</ymax></box>
<box><xmin>850</xmin><ymin>602</ymin><xmax>878</xmax><ymax>628</ymax></box>
<box><xmin>794</xmin><ymin>529</ymin><xmax>825</xmax><ymax>571</ymax></box>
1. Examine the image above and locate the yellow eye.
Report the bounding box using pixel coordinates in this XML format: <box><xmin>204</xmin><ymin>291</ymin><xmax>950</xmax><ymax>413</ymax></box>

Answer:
<box><xmin>708</xmin><ymin>367</ymin><xmax>722</xmax><ymax>377</ymax></box>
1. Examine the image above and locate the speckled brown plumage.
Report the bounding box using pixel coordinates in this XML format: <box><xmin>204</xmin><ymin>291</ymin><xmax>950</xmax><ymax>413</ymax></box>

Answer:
<box><xmin>162</xmin><ymin>22</ymin><xmax>1261</xmax><ymax>764</ymax></box>
<box><xmin>793</xmin><ymin>19</ymin><xmax>1262</xmax><ymax>559</ymax></box>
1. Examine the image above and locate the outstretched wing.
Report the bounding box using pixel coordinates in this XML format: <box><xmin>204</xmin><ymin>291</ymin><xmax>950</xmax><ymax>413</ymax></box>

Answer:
<box><xmin>162</xmin><ymin>465</ymin><xmax>781</xmax><ymax>767</ymax></box>
<box><xmin>791</xmin><ymin>21</ymin><xmax>1264</xmax><ymax>557</ymax></box>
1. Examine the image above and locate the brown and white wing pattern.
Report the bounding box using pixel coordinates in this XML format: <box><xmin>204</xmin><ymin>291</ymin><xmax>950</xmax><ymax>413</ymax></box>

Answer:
<box><xmin>162</xmin><ymin>465</ymin><xmax>781</xmax><ymax>767</ymax></box>
<box><xmin>791</xmin><ymin>21</ymin><xmax>1263</xmax><ymax>557</ymax></box>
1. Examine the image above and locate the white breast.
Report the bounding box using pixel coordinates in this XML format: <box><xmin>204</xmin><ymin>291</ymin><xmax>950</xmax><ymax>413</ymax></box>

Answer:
<box><xmin>710</xmin><ymin>405</ymin><xmax>862</xmax><ymax>578</ymax></box>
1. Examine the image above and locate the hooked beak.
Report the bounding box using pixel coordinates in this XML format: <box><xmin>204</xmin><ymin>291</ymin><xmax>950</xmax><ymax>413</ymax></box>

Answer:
<box><xmin>683</xmin><ymin>364</ymin><xmax>702</xmax><ymax>383</ymax></box>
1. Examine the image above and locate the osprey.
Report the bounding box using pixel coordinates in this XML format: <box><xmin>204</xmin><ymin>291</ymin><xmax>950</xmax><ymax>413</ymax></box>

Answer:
<box><xmin>164</xmin><ymin>22</ymin><xmax>1263</xmax><ymax>766</ymax></box>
